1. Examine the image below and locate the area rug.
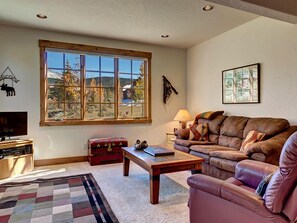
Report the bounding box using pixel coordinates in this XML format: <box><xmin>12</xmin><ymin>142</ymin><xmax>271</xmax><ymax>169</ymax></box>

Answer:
<box><xmin>0</xmin><ymin>173</ymin><xmax>118</xmax><ymax>223</ymax></box>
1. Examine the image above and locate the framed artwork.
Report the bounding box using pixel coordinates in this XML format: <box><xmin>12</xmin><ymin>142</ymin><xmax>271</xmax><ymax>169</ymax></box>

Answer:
<box><xmin>222</xmin><ymin>63</ymin><xmax>260</xmax><ymax>104</ymax></box>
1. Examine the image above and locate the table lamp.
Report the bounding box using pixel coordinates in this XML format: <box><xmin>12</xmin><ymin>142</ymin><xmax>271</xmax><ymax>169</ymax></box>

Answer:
<box><xmin>174</xmin><ymin>109</ymin><xmax>192</xmax><ymax>129</ymax></box>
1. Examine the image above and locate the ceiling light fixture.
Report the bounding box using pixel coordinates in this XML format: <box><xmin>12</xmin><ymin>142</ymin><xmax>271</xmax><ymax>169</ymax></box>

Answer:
<box><xmin>37</xmin><ymin>14</ymin><xmax>47</xmax><ymax>19</ymax></box>
<box><xmin>202</xmin><ymin>5</ymin><xmax>214</xmax><ymax>11</ymax></box>
<box><xmin>161</xmin><ymin>34</ymin><xmax>169</xmax><ymax>38</ymax></box>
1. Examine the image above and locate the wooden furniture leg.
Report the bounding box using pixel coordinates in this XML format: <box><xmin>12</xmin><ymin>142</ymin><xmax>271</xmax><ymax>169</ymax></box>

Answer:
<box><xmin>150</xmin><ymin>174</ymin><xmax>160</xmax><ymax>204</ymax></box>
<box><xmin>123</xmin><ymin>156</ymin><xmax>130</xmax><ymax>176</ymax></box>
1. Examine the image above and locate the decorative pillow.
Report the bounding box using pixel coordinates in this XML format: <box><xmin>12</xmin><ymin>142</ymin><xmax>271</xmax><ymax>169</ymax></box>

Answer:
<box><xmin>256</xmin><ymin>173</ymin><xmax>274</xmax><ymax>197</ymax></box>
<box><xmin>189</xmin><ymin>123</ymin><xmax>209</xmax><ymax>141</ymax></box>
<box><xmin>240</xmin><ymin>130</ymin><xmax>266</xmax><ymax>154</ymax></box>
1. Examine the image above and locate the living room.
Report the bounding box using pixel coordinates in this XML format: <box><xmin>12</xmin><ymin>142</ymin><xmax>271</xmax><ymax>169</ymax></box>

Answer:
<box><xmin>1</xmin><ymin>0</ymin><xmax>297</xmax><ymax>223</ymax></box>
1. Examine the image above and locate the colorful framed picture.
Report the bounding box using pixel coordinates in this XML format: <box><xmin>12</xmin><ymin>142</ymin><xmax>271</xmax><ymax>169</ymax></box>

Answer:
<box><xmin>222</xmin><ymin>63</ymin><xmax>260</xmax><ymax>104</ymax></box>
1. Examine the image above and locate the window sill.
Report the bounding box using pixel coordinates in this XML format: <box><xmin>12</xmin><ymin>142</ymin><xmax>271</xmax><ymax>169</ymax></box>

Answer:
<box><xmin>39</xmin><ymin>118</ymin><xmax>152</xmax><ymax>126</ymax></box>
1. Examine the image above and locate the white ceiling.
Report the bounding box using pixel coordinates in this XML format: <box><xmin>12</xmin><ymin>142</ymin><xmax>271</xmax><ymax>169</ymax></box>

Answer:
<box><xmin>0</xmin><ymin>0</ymin><xmax>260</xmax><ymax>49</ymax></box>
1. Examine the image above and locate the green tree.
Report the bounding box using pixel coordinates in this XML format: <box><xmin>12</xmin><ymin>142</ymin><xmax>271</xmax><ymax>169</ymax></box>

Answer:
<box><xmin>49</xmin><ymin>59</ymin><xmax>81</xmax><ymax>118</ymax></box>
<box><xmin>132</xmin><ymin>62</ymin><xmax>144</xmax><ymax>102</ymax></box>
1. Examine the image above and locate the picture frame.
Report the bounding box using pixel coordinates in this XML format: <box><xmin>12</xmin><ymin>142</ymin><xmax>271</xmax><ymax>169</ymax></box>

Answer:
<box><xmin>222</xmin><ymin>63</ymin><xmax>260</xmax><ymax>104</ymax></box>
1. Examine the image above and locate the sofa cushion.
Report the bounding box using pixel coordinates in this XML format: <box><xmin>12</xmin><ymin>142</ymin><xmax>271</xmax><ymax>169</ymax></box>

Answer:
<box><xmin>190</xmin><ymin>123</ymin><xmax>209</xmax><ymax>141</ymax></box>
<box><xmin>265</xmin><ymin>131</ymin><xmax>297</xmax><ymax>213</ymax></box>
<box><xmin>174</xmin><ymin>139</ymin><xmax>215</xmax><ymax>147</ymax></box>
<box><xmin>198</xmin><ymin>115</ymin><xmax>227</xmax><ymax>135</ymax></box>
<box><xmin>209</xmin><ymin>134</ymin><xmax>219</xmax><ymax>144</ymax></box>
<box><xmin>173</xmin><ymin>143</ymin><xmax>190</xmax><ymax>153</ymax></box>
<box><xmin>209</xmin><ymin>157</ymin><xmax>238</xmax><ymax>173</ymax></box>
<box><xmin>209</xmin><ymin>150</ymin><xmax>248</xmax><ymax>161</ymax></box>
<box><xmin>190</xmin><ymin>151</ymin><xmax>210</xmax><ymax>163</ymax></box>
<box><xmin>243</xmin><ymin>118</ymin><xmax>290</xmax><ymax>138</ymax></box>
<box><xmin>190</xmin><ymin>145</ymin><xmax>236</xmax><ymax>155</ymax></box>
<box><xmin>218</xmin><ymin>135</ymin><xmax>242</xmax><ymax>150</ymax></box>
<box><xmin>220</xmin><ymin>116</ymin><xmax>250</xmax><ymax>138</ymax></box>
<box><xmin>240</xmin><ymin>130</ymin><xmax>266</xmax><ymax>154</ymax></box>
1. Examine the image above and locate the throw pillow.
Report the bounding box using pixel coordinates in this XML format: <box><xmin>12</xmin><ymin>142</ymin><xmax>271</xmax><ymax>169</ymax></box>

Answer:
<box><xmin>256</xmin><ymin>173</ymin><xmax>274</xmax><ymax>197</ymax></box>
<box><xmin>240</xmin><ymin>130</ymin><xmax>266</xmax><ymax>154</ymax></box>
<box><xmin>189</xmin><ymin>123</ymin><xmax>209</xmax><ymax>141</ymax></box>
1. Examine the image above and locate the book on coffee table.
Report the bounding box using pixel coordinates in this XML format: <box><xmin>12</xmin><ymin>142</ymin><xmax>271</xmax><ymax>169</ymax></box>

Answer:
<box><xmin>144</xmin><ymin>146</ymin><xmax>175</xmax><ymax>157</ymax></box>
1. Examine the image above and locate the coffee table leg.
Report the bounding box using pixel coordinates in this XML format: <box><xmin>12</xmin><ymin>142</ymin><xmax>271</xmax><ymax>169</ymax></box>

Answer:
<box><xmin>191</xmin><ymin>169</ymin><xmax>201</xmax><ymax>175</ymax></box>
<box><xmin>150</xmin><ymin>174</ymin><xmax>160</xmax><ymax>204</ymax></box>
<box><xmin>123</xmin><ymin>156</ymin><xmax>130</xmax><ymax>176</ymax></box>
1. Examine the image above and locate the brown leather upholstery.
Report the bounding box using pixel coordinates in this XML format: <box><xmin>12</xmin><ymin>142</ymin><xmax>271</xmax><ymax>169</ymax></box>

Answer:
<box><xmin>209</xmin><ymin>150</ymin><xmax>248</xmax><ymax>161</ymax></box>
<box><xmin>218</xmin><ymin>135</ymin><xmax>242</xmax><ymax>149</ymax></box>
<box><xmin>265</xmin><ymin>132</ymin><xmax>297</xmax><ymax>213</ymax></box>
<box><xmin>190</xmin><ymin>145</ymin><xmax>235</xmax><ymax>155</ymax></box>
<box><xmin>187</xmin><ymin>132</ymin><xmax>297</xmax><ymax>223</ymax></box>
<box><xmin>220</xmin><ymin>116</ymin><xmax>250</xmax><ymax>138</ymax></box>
<box><xmin>174</xmin><ymin>112</ymin><xmax>297</xmax><ymax>180</ymax></box>
<box><xmin>243</xmin><ymin>117</ymin><xmax>290</xmax><ymax>138</ymax></box>
<box><xmin>209</xmin><ymin>157</ymin><xmax>237</xmax><ymax>173</ymax></box>
<box><xmin>197</xmin><ymin>114</ymin><xmax>227</xmax><ymax>135</ymax></box>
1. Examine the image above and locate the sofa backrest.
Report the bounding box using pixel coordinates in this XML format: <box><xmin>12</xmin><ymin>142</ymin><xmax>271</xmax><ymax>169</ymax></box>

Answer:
<box><xmin>197</xmin><ymin>115</ymin><xmax>227</xmax><ymax>143</ymax></box>
<box><xmin>264</xmin><ymin>131</ymin><xmax>297</xmax><ymax>215</ymax></box>
<box><xmin>218</xmin><ymin>116</ymin><xmax>250</xmax><ymax>149</ymax></box>
<box><xmin>243</xmin><ymin>118</ymin><xmax>290</xmax><ymax>139</ymax></box>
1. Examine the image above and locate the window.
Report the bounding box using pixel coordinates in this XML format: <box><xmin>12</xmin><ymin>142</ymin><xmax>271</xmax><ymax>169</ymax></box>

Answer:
<box><xmin>39</xmin><ymin>40</ymin><xmax>152</xmax><ymax>126</ymax></box>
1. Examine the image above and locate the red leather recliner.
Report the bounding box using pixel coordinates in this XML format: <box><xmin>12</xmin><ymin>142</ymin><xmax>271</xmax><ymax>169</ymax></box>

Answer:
<box><xmin>187</xmin><ymin>131</ymin><xmax>297</xmax><ymax>223</ymax></box>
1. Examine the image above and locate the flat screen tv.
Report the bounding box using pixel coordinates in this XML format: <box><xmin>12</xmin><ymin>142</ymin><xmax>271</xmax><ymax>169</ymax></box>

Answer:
<box><xmin>0</xmin><ymin>112</ymin><xmax>27</xmax><ymax>141</ymax></box>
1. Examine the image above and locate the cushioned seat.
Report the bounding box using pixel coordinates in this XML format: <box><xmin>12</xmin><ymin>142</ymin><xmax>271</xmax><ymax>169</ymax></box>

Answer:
<box><xmin>174</xmin><ymin>139</ymin><xmax>215</xmax><ymax>147</ymax></box>
<box><xmin>174</xmin><ymin>111</ymin><xmax>297</xmax><ymax>179</ymax></box>
<box><xmin>209</xmin><ymin>157</ymin><xmax>238</xmax><ymax>173</ymax></box>
<box><xmin>209</xmin><ymin>150</ymin><xmax>248</xmax><ymax>161</ymax></box>
<box><xmin>190</xmin><ymin>145</ymin><xmax>236</xmax><ymax>155</ymax></box>
<box><xmin>187</xmin><ymin>131</ymin><xmax>297</xmax><ymax>223</ymax></box>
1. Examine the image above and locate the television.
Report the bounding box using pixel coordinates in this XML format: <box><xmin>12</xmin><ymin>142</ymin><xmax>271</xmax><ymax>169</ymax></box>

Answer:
<box><xmin>0</xmin><ymin>112</ymin><xmax>28</xmax><ymax>141</ymax></box>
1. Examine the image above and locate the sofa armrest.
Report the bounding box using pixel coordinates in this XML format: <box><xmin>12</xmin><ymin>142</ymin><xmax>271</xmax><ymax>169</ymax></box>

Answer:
<box><xmin>175</xmin><ymin>128</ymin><xmax>190</xmax><ymax>139</ymax></box>
<box><xmin>187</xmin><ymin>174</ymin><xmax>223</xmax><ymax>197</ymax></box>
<box><xmin>188</xmin><ymin>174</ymin><xmax>267</xmax><ymax>214</ymax></box>
<box><xmin>245</xmin><ymin>126</ymin><xmax>297</xmax><ymax>164</ymax></box>
<box><xmin>235</xmin><ymin>160</ymin><xmax>278</xmax><ymax>189</ymax></box>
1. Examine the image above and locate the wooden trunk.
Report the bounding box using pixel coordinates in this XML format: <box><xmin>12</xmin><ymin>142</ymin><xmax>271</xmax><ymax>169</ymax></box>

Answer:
<box><xmin>88</xmin><ymin>137</ymin><xmax>128</xmax><ymax>166</ymax></box>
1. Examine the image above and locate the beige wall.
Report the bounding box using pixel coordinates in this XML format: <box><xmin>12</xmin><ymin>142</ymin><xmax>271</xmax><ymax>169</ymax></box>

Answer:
<box><xmin>187</xmin><ymin>17</ymin><xmax>297</xmax><ymax>124</ymax></box>
<box><xmin>0</xmin><ymin>25</ymin><xmax>186</xmax><ymax>160</ymax></box>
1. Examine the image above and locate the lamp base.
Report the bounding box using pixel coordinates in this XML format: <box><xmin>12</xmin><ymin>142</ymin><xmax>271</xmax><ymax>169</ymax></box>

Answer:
<box><xmin>179</xmin><ymin>121</ymin><xmax>187</xmax><ymax>129</ymax></box>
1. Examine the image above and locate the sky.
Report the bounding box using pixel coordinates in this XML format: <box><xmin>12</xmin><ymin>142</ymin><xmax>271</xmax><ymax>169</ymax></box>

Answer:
<box><xmin>46</xmin><ymin>51</ymin><xmax>144</xmax><ymax>75</ymax></box>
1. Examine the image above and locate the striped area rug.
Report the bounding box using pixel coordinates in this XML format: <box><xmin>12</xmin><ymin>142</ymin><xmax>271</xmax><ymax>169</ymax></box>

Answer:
<box><xmin>0</xmin><ymin>173</ymin><xmax>118</xmax><ymax>223</ymax></box>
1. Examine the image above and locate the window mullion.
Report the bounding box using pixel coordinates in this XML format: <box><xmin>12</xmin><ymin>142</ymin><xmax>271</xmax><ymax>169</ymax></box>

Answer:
<box><xmin>80</xmin><ymin>55</ymin><xmax>85</xmax><ymax>120</ymax></box>
<box><xmin>144</xmin><ymin>61</ymin><xmax>148</xmax><ymax>118</ymax></box>
<box><xmin>114</xmin><ymin>58</ymin><xmax>119</xmax><ymax>119</ymax></box>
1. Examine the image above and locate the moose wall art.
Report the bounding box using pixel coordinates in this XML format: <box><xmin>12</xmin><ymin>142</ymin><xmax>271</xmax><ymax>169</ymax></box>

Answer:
<box><xmin>0</xmin><ymin>67</ymin><xmax>19</xmax><ymax>97</ymax></box>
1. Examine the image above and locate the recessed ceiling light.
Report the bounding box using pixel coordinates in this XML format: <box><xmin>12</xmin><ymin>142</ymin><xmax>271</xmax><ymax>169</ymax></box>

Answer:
<box><xmin>202</xmin><ymin>5</ymin><xmax>214</xmax><ymax>11</ymax></box>
<box><xmin>161</xmin><ymin>34</ymin><xmax>169</xmax><ymax>38</ymax></box>
<box><xmin>37</xmin><ymin>14</ymin><xmax>47</xmax><ymax>19</ymax></box>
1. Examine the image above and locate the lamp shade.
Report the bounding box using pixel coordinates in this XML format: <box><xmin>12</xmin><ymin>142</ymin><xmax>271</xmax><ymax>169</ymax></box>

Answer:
<box><xmin>174</xmin><ymin>109</ymin><xmax>192</xmax><ymax>122</ymax></box>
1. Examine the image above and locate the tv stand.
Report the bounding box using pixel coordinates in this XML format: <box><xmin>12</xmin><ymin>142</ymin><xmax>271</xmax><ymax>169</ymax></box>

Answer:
<box><xmin>0</xmin><ymin>139</ymin><xmax>34</xmax><ymax>179</ymax></box>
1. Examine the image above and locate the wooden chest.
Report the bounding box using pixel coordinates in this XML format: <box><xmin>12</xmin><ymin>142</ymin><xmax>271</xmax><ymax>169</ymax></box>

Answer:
<box><xmin>88</xmin><ymin>137</ymin><xmax>128</xmax><ymax>166</ymax></box>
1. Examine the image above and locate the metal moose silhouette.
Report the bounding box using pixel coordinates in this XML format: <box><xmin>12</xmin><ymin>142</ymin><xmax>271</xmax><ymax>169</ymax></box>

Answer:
<box><xmin>1</xmin><ymin>83</ymin><xmax>15</xmax><ymax>96</ymax></box>
<box><xmin>0</xmin><ymin>67</ymin><xmax>19</xmax><ymax>97</ymax></box>
<box><xmin>162</xmin><ymin>75</ymin><xmax>178</xmax><ymax>104</ymax></box>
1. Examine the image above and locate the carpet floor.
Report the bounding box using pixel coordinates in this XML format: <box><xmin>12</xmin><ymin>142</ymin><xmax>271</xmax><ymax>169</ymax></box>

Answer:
<box><xmin>0</xmin><ymin>173</ymin><xmax>118</xmax><ymax>223</ymax></box>
<box><xmin>0</xmin><ymin>162</ymin><xmax>191</xmax><ymax>223</ymax></box>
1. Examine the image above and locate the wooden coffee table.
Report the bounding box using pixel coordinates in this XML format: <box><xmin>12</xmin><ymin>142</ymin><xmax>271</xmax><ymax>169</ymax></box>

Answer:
<box><xmin>122</xmin><ymin>146</ymin><xmax>204</xmax><ymax>204</ymax></box>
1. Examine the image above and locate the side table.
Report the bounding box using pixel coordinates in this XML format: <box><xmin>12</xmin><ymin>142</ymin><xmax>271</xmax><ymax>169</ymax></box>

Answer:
<box><xmin>166</xmin><ymin>132</ymin><xmax>176</xmax><ymax>149</ymax></box>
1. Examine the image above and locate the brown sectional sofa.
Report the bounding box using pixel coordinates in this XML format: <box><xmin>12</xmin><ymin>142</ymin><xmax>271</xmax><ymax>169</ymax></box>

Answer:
<box><xmin>174</xmin><ymin>112</ymin><xmax>297</xmax><ymax>180</ymax></box>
